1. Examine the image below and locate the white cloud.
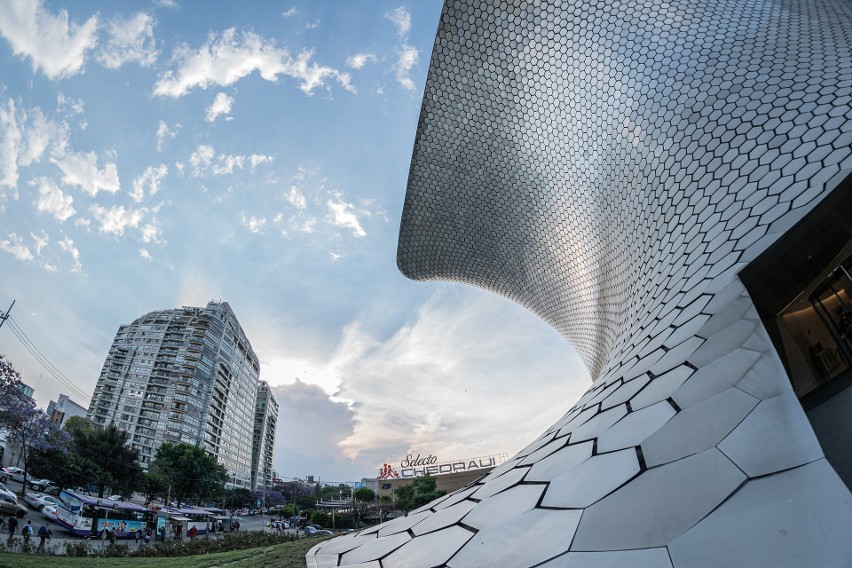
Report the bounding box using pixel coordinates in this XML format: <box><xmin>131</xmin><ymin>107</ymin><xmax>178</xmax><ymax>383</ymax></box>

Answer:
<box><xmin>74</xmin><ymin>217</ymin><xmax>90</xmax><ymax>230</ymax></box>
<box><xmin>205</xmin><ymin>92</ymin><xmax>233</xmax><ymax>123</ymax></box>
<box><xmin>58</xmin><ymin>235</ymin><xmax>81</xmax><ymax>271</ymax></box>
<box><xmin>188</xmin><ymin>144</ymin><xmax>273</xmax><ymax>177</ymax></box>
<box><xmin>56</xmin><ymin>92</ymin><xmax>84</xmax><ymax>116</ymax></box>
<box><xmin>241</xmin><ymin>213</ymin><xmax>267</xmax><ymax>234</ymax></box>
<box><xmin>89</xmin><ymin>204</ymin><xmax>146</xmax><ymax>237</ymax></box>
<box><xmin>258</xmin><ymin>288</ymin><xmax>589</xmax><ymax>478</ymax></box>
<box><xmin>20</xmin><ymin>108</ymin><xmax>67</xmax><ymax>166</ymax></box>
<box><xmin>153</xmin><ymin>28</ymin><xmax>354</xmax><ymax>98</ymax></box>
<box><xmin>33</xmin><ymin>176</ymin><xmax>75</xmax><ymax>221</ymax></box>
<box><xmin>0</xmin><ymin>233</ymin><xmax>33</xmax><ymax>261</ymax></box>
<box><xmin>327</xmin><ymin>195</ymin><xmax>366</xmax><ymax>237</ymax></box>
<box><xmin>386</xmin><ymin>6</ymin><xmax>411</xmax><ymax>38</ymax></box>
<box><xmin>281</xmin><ymin>7</ymin><xmax>299</xmax><ymax>18</ymax></box>
<box><xmin>346</xmin><ymin>53</ymin><xmax>376</xmax><ymax>70</ymax></box>
<box><xmin>0</xmin><ymin>99</ymin><xmax>21</xmax><ymax>194</ymax></box>
<box><xmin>392</xmin><ymin>45</ymin><xmax>418</xmax><ymax>90</ymax></box>
<box><xmin>0</xmin><ymin>0</ymin><xmax>98</xmax><ymax>79</ymax></box>
<box><xmin>156</xmin><ymin>120</ymin><xmax>178</xmax><ymax>151</ymax></box>
<box><xmin>286</xmin><ymin>186</ymin><xmax>307</xmax><ymax>209</ymax></box>
<box><xmin>305</xmin><ymin>20</ymin><xmax>320</xmax><ymax>31</ymax></box>
<box><xmin>97</xmin><ymin>12</ymin><xmax>158</xmax><ymax>69</ymax></box>
<box><xmin>329</xmin><ymin>251</ymin><xmax>341</xmax><ymax>262</ymax></box>
<box><xmin>53</xmin><ymin>151</ymin><xmax>120</xmax><ymax>196</ymax></box>
<box><xmin>30</xmin><ymin>231</ymin><xmax>48</xmax><ymax>256</ymax></box>
<box><xmin>139</xmin><ymin>248</ymin><xmax>152</xmax><ymax>260</ymax></box>
<box><xmin>130</xmin><ymin>163</ymin><xmax>168</xmax><ymax>203</ymax></box>
<box><xmin>140</xmin><ymin>221</ymin><xmax>163</xmax><ymax>244</ymax></box>
<box><xmin>154</xmin><ymin>0</ymin><xmax>179</xmax><ymax>9</ymax></box>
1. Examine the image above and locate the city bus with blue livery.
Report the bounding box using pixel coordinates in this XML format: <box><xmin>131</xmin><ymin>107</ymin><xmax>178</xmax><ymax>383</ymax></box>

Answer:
<box><xmin>54</xmin><ymin>490</ymin><xmax>154</xmax><ymax>538</ymax></box>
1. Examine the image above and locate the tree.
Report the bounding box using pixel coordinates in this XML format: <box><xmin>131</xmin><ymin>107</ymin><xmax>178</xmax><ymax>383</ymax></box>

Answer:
<box><xmin>353</xmin><ymin>487</ymin><xmax>375</xmax><ymax>502</ymax></box>
<box><xmin>224</xmin><ymin>487</ymin><xmax>253</xmax><ymax>509</ymax></box>
<box><xmin>352</xmin><ymin>487</ymin><xmax>376</xmax><ymax>528</ymax></box>
<box><xmin>0</xmin><ymin>355</ymin><xmax>25</xmax><ymax>402</ymax></box>
<box><xmin>141</xmin><ymin>472</ymin><xmax>170</xmax><ymax>506</ymax></box>
<box><xmin>151</xmin><ymin>442</ymin><xmax>228</xmax><ymax>506</ymax></box>
<box><xmin>393</xmin><ymin>476</ymin><xmax>446</xmax><ymax>512</ymax></box>
<box><xmin>0</xmin><ymin>395</ymin><xmax>67</xmax><ymax>496</ymax></box>
<box><xmin>69</xmin><ymin>421</ymin><xmax>144</xmax><ymax>498</ymax></box>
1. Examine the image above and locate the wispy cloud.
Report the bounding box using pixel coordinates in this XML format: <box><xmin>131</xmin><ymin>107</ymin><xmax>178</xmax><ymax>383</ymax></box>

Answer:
<box><xmin>241</xmin><ymin>213</ymin><xmax>267</xmax><ymax>234</ymax></box>
<box><xmin>392</xmin><ymin>45</ymin><xmax>418</xmax><ymax>90</ymax></box>
<box><xmin>58</xmin><ymin>235</ymin><xmax>81</xmax><ymax>271</ymax></box>
<box><xmin>130</xmin><ymin>164</ymin><xmax>168</xmax><ymax>203</ymax></box>
<box><xmin>153</xmin><ymin>29</ymin><xmax>354</xmax><ymax>97</ymax></box>
<box><xmin>97</xmin><ymin>12</ymin><xmax>158</xmax><ymax>69</ymax></box>
<box><xmin>281</xmin><ymin>7</ymin><xmax>299</xmax><ymax>19</ymax></box>
<box><xmin>0</xmin><ymin>233</ymin><xmax>33</xmax><ymax>261</ymax></box>
<box><xmin>33</xmin><ymin>176</ymin><xmax>75</xmax><ymax>221</ymax></box>
<box><xmin>346</xmin><ymin>53</ymin><xmax>376</xmax><ymax>70</ymax></box>
<box><xmin>286</xmin><ymin>186</ymin><xmax>307</xmax><ymax>209</ymax></box>
<box><xmin>0</xmin><ymin>99</ymin><xmax>21</xmax><ymax>196</ymax></box>
<box><xmin>188</xmin><ymin>144</ymin><xmax>273</xmax><ymax>177</ymax></box>
<box><xmin>326</xmin><ymin>194</ymin><xmax>366</xmax><ymax>237</ymax></box>
<box><xmin>385</xmin><ymin>6</ymin><xmax>411</xmax><ymax>38</ymax></box>
<box><xmin>52</xmin><ymin>150</ymin><xmax>120</xmax><ymax>196</ymax></box>
<box><xmin>156</xmin><ymin>120</ymin><xmax>178</xmax><ymax>151</ymax></box>
<box><xmin>89</xmin><ymin>204</ymin><xmax>146</xmax><ymax>237</ymax></box>
<box><xmin>0</xmin><ymin>0</ymin><xmax>98</xmax><ymax>79</ymax></box>
<box><xmin>205</xmin><ymin>92</ymin><xmax>233</xmax><ymax>123</ymax></box>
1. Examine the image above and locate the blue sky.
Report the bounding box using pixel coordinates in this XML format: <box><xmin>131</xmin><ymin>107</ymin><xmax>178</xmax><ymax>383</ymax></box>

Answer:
<box><xmin>0</xmin><ymin>0</ymin><xmax>589</xmax><ymax>483</ymax></box>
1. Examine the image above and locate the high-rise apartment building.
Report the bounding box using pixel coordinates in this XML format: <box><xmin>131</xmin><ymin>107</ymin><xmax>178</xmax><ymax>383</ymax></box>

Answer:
<box><xmin>88</xmin><ymin>301</ymin><xmax>274</xmax><ymax>488</ymax></box>
<box><xmin>251</xmin><ymin>381</ymin><xmax>278</xmax><ymax>490</ymax></box>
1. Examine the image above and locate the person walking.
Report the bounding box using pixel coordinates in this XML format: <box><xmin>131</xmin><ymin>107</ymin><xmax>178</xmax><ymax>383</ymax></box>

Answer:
<box><xmin>6</xmin><ymin>515</ymin><xmax>17</xmax><ymax>545</ymax></box>
<box><xmin>37</xmin><ymin>522</ymin><xmax>52</xmax><ymax>553</ymax></box>
<box><xmin>22</xmin><ymin>520</ymin><xmax>33</xmax><ymax>545</ymax></box>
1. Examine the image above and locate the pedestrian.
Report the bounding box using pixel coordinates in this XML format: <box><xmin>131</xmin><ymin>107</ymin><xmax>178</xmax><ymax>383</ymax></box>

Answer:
<box><xmin>108</xmin><ymin>527</ymin><xmax>116</xmax><ymax>545</ymax></box>
<box><xmin>188</xmin><ymin>525</ymin><xmax>197</xmax><ymax>540</ymax></box>
<box><xmin>22</xmin><ymin>520</ymin><xmax>33</xmax><ymax>544</ymax></box>
<box><xmin>37</xmin><ymin>522</ymin><xmax>52</xmax><ymax>553</ymax></box>
<box><xmin>134</xmin><ymin>528</ymin><xmax>140</xmax><ymax>544</ymax></box>
<box><xmin>7</xmin><ymin>514</ymin><xmax>17</xmax><ymax>543</ymax></box>
<box><xmin>144</xmin><ymin>525</ymin><xmax>152</xmax><ymax>545</ymax></box>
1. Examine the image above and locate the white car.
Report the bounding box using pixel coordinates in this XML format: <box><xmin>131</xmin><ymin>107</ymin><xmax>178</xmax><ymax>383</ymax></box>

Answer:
<box><xmin>25</xmin><ymin>492</ymin><xmax>61</xmax><ymax>511</ymax></box>
<box><xmin>0</xmin><ymin>466</ymin><xmax>26</xmax><ymax>483</ymax></box>
<box><xmin>28</xmin><ymin>478</ymin><xmax>58</xmax><ymax>493</ymax></box>
<box><xmin>41</xmin><ymin>504</ymin><xmax>59</xmax><ymax>520</ymax></box>
<box><xmin>0</xmin><ymin>481</ymin><xmax>16</xmax><ymax>501</ymax></box>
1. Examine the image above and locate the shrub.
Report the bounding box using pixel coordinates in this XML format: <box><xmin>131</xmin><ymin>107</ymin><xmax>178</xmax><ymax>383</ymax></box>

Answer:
<box><xmin>65</xmin><ymin>540</ymin><xmax>91</xmax><ymax>557</ymax></box>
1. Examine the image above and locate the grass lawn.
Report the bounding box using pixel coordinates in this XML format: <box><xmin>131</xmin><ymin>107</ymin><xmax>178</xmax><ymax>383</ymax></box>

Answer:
<box><xmin>0</xmin><ymin>537</ymin><xmax>327</xmax><ymax>568</ymax></box>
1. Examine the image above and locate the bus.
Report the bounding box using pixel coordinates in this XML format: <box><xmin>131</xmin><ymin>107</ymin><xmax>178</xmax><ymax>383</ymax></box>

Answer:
<box><xmin>54</xmin><ymin>491</ymin><xmax>154</xmax><ymax>538</ymax></box>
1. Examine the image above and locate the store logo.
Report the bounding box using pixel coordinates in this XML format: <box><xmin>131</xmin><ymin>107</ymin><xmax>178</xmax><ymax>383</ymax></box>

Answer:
<box><xmin>378</xmin><ymin>463</ymin><xmax>400</xmax><ymax>479</ymax></box>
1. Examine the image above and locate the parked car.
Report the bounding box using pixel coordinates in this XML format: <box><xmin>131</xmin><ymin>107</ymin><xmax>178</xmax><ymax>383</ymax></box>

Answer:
<box><xmin>41</xmin><ymin>504</ymin><xmax>59</xmax><ymax>520</ymax></box>
<box><xmin>0</xmin><ymin>482</ymin><xmax>15</xmax><ymax>501</ymax></box>
<box><xmin>304</xmin><ymin>526</ymin><xmax>333</xmax><ymax>537</ymax></box>
<box><xmin>24</xmin><ymin>492</ymin><xmax>61</xmax><ymax>511</ymax></box>
<box><xmin>0</xmin><ymin>466</ymin><xmax>26</xmax><ymax>483</ymax></box>
<box><xmin>28</xmin><ymin>478</ymin><xmax>58</xmax><ymax>493</ymax></box>
<box><xmin>0</xmin><ymin>493</ymin><xmax>26</xmax><ymax>518</ymax></box>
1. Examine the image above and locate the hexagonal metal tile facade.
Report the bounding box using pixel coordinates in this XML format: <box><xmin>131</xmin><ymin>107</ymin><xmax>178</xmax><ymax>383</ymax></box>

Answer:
<box><xmin>308</xmin><ymin>1</ymin><xmax>852</xmax><ymax>566</ymax></box>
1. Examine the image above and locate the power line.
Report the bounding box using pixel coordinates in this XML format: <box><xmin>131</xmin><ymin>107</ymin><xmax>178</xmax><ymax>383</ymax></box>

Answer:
<box><xmin>5</xmin><ymin>315</ymin><xmax>90</xmax><ymax>402</ymax></box>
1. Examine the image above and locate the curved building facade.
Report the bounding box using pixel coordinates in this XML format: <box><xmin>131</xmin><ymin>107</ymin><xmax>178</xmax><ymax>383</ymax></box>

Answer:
<box><xmin>309</xmin><ymin>0</ymin><xmax>852</xmax><ymax>566</ymax></box>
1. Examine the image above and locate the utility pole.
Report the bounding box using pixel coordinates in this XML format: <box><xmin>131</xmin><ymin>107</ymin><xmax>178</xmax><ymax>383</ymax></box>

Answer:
<box><xmin>0</xmin><ymin>300</ymin><xmax>14</xmax><ymax>331</ymax></box>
